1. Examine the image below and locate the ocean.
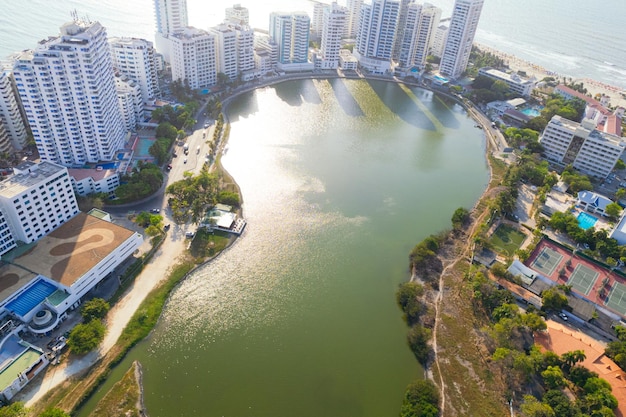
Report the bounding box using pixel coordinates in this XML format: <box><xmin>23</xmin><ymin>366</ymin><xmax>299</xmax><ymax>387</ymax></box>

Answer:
<box><xmin>1</xmin><ymin>0</ymin><xmax>625</xmax><ymax>87</ymax></box>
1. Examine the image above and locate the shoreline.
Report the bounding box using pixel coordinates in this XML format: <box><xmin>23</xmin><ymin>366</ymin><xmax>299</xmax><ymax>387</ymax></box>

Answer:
<box><xmin>22</xmin><ymin>43</ymin><xmax>611</xmax><ymax>412</ymax></box>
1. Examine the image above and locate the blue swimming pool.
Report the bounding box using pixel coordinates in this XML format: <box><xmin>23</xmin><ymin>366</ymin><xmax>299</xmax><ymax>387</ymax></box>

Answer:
<box><xmin>520</xmin><ymin>105</ymin><xmax>544</xmax><ymax>118</ymax></box>
<box><xmin>6</xmin><ymin>279</ymin><xmax>57</xmax><ymax>317</ymax></box>
<box><xmin>577</xmin><ymin>212</ymin><xmax>598</xmax><ymax>230</ymax></box>
<box><xmin>96</xmin><ymin>162</ymin><xmax>119</xmax><ymax>170</ymax></box>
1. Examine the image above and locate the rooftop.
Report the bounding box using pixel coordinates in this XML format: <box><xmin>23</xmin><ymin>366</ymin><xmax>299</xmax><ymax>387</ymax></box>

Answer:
<box><xmin>0</xmin><ymin>161</ymin><xmax>65</xmax><ymax>199</ymax></box>
<box><xmin>8</xmin><ymin>212</ymin><xmax>135</xmax><ymax>288</ymax></box>
<box><xmin>0</xmin><ymin>263</ymin><xmax>38</xmax><ymax>305</ymax></box>
<box><xmin>0</xmin><ymin>347</ymin><xmax>42</xmax><ymax>392</ymax></box>
<box><xmin>67</xmin><ymin>167</ymin><xmax>117</xmax><ymax>182</ymax></box>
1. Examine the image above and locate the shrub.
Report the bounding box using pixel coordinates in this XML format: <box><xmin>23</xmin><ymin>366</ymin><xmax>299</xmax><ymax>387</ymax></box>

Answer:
<box><xmin>68</xmin><ymin>320</ymin><xmax>106</xmax><ymax>354</ymax></box>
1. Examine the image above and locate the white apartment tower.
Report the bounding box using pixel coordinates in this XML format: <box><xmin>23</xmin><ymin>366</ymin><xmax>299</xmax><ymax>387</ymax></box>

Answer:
<box><xmin>397</xmin><ymin>3</ymin><xmax>422</xmax><ymax>68</ymax></box>
<box><xmin>170</xmin><ymin>27</ymin><xmax>217</xmax><ymax>89</ymax></box>
<box><xmin>430</xmin><ymin>20</ymin><xmax>449</xmax><ymax>58</ymax></box>
<box><xmin>109</xmin><ymin>38</ymin><xmax>160</xmax><ymax>103</ymax></box>
<box><xmin>413</xmin><ymin>4</ymin><xmax>441</xmax><ymax>68</ymax></box>
<box><xmin>392</xmin><ymin>0</ymin><xmax>412</xmax><ymax>61</ymax></box>
<box><xmin>539</xmin><ymin>115</ymin><xmax>626</xmax><ymax>179</ymax></box>
<box><xmin>440</xmin><ymin>0</ymin><xmax>483</xmax><ymax>78</ymax></box>
<box><xmin>0</xmin><ymin>161</ymin><xmax>78</xmax><ymax>249</ymax></box>
<box><xmin>319</xmin><ymin>3</ymin><xmax>348</xmax><ymax>69</ymax></box>
<box><xmin>154</xmin><ymin>0</ymin><xmax>188</xmax><ymax>37</ymax></box>
<box><xmin>269</xmin><ymin>13</ymin><xmax>311</xmax><ymax>65</ymax></box>
<box><xmin>354</xmin><ymin>0</ymin><xmax>400</xmax><ymax>74</ymax></box>
<box><xmin>225</xmin><ymin>4</ymin><xmax>250</xmax><ymax>25</ymax></box>
<box><xmin>311</xmin><ymin>1</ymin><xmax>328</xmax><ymax>39</ymax></box>
<box><xmin>0</xmin><ymin>68</ymin><xmax>28</xmax><ymax>151</ymax></box>
<box><xmin>154</xmin><ymin>0</ymin><xmax>188</xmax><ymax>62</ymax></box>
<box><xmin>210</xmin><ymin>23</ymin><xmax>255</xmax><ymax>81</ymax></box>
<box><xmin>344</xmin><ymin>0</ymin><xmax>364</xmax><ymax>39</ymax></box>
<box><xmin>115</xmin><ymin>75</ymin><xmax>143</xmax><ymax>131</ymax></box>
<box><xmin>13</xmin><ymin>21</ymin><xmax>126</xmax><ymax>167</ymax></box>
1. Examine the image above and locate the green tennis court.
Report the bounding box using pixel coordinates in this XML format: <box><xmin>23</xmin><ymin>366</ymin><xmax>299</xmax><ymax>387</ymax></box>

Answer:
<box><xmin>606</xmin><ymin>282</ymin><xmax>626</xmax><ymax>316</ymax></box>
<box><xmin>567</xmin><ymin>264</ymin><xmax>599</xmax><ymax>296</ymax></box>
<box><xmin>531</xmin><ymin>247</ymin><xmax>563</xmax><ymax>276</ymax></box>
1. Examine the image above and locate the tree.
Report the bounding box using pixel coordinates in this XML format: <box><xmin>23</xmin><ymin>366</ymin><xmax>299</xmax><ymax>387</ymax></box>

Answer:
<box><xmin>520</xmin><ymin>395</ymin><xmax>555</xmax><ymax>417</ymax></box>
<box><xmin>218</xmin><ymin>191</ymin><xmax>241</xmax><ymax>207</ymax></box>
<box><xmin>407</xmin><ymin>325</ymin><xmax>431</xmax><ymax>364</ymax></box>
<box><xmin>0</xmin><ymin>403</ymin><xmax>28</xmax><ymax>417</ymax></box>
<box><xmin>396</xmin><ymin>282</ymin><xmax>425</xmax><ymax>325</ymax></box>
<box><xmin>400</xmin><ymin>379</ymin><xmax>440</xmax><ymax>417</ymax></box>
<box><xmin>39</xmin><ymin>408</ymin><xmax>71</xmax><ymax>417</ymax></box>
<box><xmin>605</xmin><ymin>202</ymin><xmax>622</xmax><ymax>220</ymax></box>
<box><xmin>615</xmin><ymin>188</ymin><xmax>626</xmax><ymax>200</ymax></box>
<box><xmin>68</xmin><ymin>320</ymin><xmax>106</xmax><ymax>354</ymax></box>
<box><xmin>541</xmin><ymin>365</ymin><xmax>566</xmax><ymax>389</ymax></box>
<box><xmin>451</xmin><ymin>207</ymin><xmax>470</xmax><ymax>229</ymax></box>
<box><xmin>81</xmin><ymin>298</ymin><xmax>110</xmax><ymax>322</ymax></box>
<box><xmin>614</xmin><ymin>159</ymin><xmax>626</xmax><ymax>171</ymax></box>
<box><xmin>541</xmin><ymin>288</ymin><xmax>568</xmax><ymax>311</ymax></box>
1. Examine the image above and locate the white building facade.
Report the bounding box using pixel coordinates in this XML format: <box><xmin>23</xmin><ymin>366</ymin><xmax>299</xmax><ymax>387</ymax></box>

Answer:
<box><xmin>270</xmin><ymin>12</ymin><xmax>311</xmax><ymax>68</ymax></box>
<box><xmin>0</xmin><ymin>161</ymin><xmax>78</xmax><ymax>248</ymax></box>
<box><xmin>430</xmin><ymin>20</ymin><xmax>449</xmax><ymax>58</ymax></box>
<box><xmin>109</xmin><ymin>37</ymin><xmax>160</xmax><ymax>103</ymax></box>
<box><xmin>319</xmin><ymin>3</ymin><xmax>348</xmax><ymax>69</ymax></box>
<box><xmin>478</xmin><ymin>67</ymin><xmax>534</xmax><ymax>97</ymax></box>
<box><xmin>0</xmin><ymin>68</ymin><xmax>28</xmax><ymax>151</ymax></box>
<box><xmin>539</xmin><ymin>115</ymin><xmax>626</xmax><ymax>179</ymax></box>
<box><xmin>440</xmin><ymin>0</ymin><xmax>484</xmax><ymax>78</ymax></box>
<box><xmin>154</xmin><ymin>0</ymin><xmax>188</xmax><ymax>61</ymax></box>
<box><xmin>68</xmin><ymin>168</ymin><xmax>120</xmax><ymax>196</ymax></box>
<box><xmin>344</xmin><ymin>0</ymin><xmax>364</xmax><ymax>39</ymax></box>
<box><xmin>115</xmin><ymin>75</ymin><xmax>143</xmax><ymax>131</ymax></box>
<box><xmin>210</xmin><ymin>23</ymin><xmax>255</xmax><ymax>81</ymax></box>
<box><xmin>13</xmin><ymin>21</ymin><xmax>126</xmax><ymax>167</ymax></box>
<box><xmin>225</xmin><ymin>4</ymin><xmax>250</xmax><ymax>25</ymax></box>
<box><xmin>354</xmin><ymin>0</ymin><xmax>400</xmax><ymax>74</ymax></box>
<box><xmin>170</xmin><ymin>27</ymin><xmax>217</xmax><ymax>89</ymax></box>
<box><xmin>412</xmin><ymin>4</ymin><xmax>441</xmax><ymax>69</ymax></box>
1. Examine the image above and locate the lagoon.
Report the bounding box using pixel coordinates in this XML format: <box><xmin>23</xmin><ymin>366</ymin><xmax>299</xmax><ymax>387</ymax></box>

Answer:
<box><xmin>77</xmin><ymin>79</ymin><xmax>489</xmax><ymax>417</ymax></box>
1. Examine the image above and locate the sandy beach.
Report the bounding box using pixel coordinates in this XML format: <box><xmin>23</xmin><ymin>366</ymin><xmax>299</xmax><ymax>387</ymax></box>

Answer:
<box><xmin>475</xmin><ymin>43</ymin><xmax>626</xmax><ymax>109</ymax></box>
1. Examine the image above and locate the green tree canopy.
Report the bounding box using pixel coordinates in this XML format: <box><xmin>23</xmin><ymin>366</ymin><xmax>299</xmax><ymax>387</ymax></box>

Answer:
<box><xmin>81</xmin><ymin>298</ymin><xmax>110</xmax><ymax>322</ymax></box>
<box><xmin>68</xmin><ymin>320</ymin><xmax>106</xmax><ymax>354</ymax></box>
<box><xmin>400</xmin><ymin>379</ymin><xmax>440</xmax><ymax>417</ymax></box>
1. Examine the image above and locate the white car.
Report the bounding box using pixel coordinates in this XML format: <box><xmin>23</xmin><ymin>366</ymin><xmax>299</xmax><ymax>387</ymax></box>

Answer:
<box><xmin>558</xmin><ymin>312</ymin><xmax>568</xmax><ymax>321</ymax></box>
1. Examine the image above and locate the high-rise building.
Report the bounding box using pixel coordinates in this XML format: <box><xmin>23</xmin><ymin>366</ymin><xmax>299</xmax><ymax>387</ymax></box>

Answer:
<box><xmin>392</xmin><ymin>0</ymin><xmax>412</xmax><ymax>61</ymax></box>
<box><xmin>170</xmin><ymin>27</ymin><xmax>217</xmax><ymax>89</ymax></box>
<box><xmin>109</xmin><ymin>38</ymin><xmax>160</xmax><ymax>103</ymax></box>
<box><xmin>0</xmin><ymin>68</ymin><xmax>28</xmax><ymax>151</ymax></box>
<box><xmin>0</xmin><ymin>161</ymin><xmax>78</xmax><ymax>250</ymax></box>
<box><xmin>430</xmin><ymin>19</ymin><xmax>449</xmax><ymax>58</ymax></box>
<box><xmin>0</xmin><ymin>122</ymin><xmax>11</xmax><ymax>154</ymax></box>
<box><xmin>115</xmin><ymin>75</ymin><xmax>143</xmax><ymax>131</ymax></box>
<box><xmin>319</xmin><ymin>2</ymin><xmax>348</xmax><ymax>69</ymax></box>
<box><xmin>154</xmin><ymin>0</ymin><xmax>188</xmax><ymax>38</ymax></box>
<box><xmin>344</xmin><ymin>0</ymin><xmax>363</xmax><ymax>39</ymax></box>
<box><xmin>311</xmin><ymin>1</ymin><xmax>328</xmax><ymax>39</ymax></box>
<box><xmin>209</xmin><ymin>23</ymin><xmax>255</xmax><ymax>81</ymax></box>
<box><xmin>412</xmin><ymin>4</ymin><xmax>441</xmax><ymax>68</ymax></box>
<box><xmin>539</xmin><ymin>115</ymin><xmax>626</xmax><ymax>179</ymax></box>
<box><xmin>269</xmin><ymin>12</ymin><xmax>311</xmax><ymax>66</ymax></box>
<box><xmin>397</xmin><ymin>3</ymin><xmax>423</xmax><ymax>68</ymax></box>
<box><xmin>154</xmin><ymin>0</ymin><xmax>188</xmax><ymax>62</ymax></box>
<box><xmin>13</xmin><ymin>21</ymin><xmax>126</xmax><ymax>166</ymax></box>
<box><xmin>354</xmin><ymin>0</ymin><xmax>400</xmax><ymax>74</ymax></box>
<box><xmin>440</xmin><ymin>0</ymin><xmax>483</xmax><ymax>78</ymax></box>
<box><xmin>225</xmin><ymin>4</ymin><xmax>250</xmax><ymax>25</ymax></box>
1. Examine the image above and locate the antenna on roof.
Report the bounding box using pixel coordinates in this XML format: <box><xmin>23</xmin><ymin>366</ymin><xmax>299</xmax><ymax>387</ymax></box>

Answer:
<box><xmin>70</xmin><ymin>9</ymin><xmax>78</xmax><ymax>22</ymax></box>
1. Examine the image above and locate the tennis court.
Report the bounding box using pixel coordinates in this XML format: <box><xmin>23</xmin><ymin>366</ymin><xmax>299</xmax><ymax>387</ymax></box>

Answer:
<box><xmin>567</xmin><ymin>264</ymin><xmax>599</xmax><ymax>295</ymax></box>
<box><xmin>606</xmin><ymin>282</ymin><xmax>626</xmax><ymax>316</ymax></box>
<box><xmin>531</xmin><ymin>247</ymin><xmax>563</xmax><ymax>276</ymax></box>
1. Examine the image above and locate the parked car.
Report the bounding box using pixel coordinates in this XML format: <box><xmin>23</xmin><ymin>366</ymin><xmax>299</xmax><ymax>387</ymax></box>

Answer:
<box><xmin>558</xmin><ymin>312</ymin><xmax>568</xmax><ymax>321</ymax></box>
<box><xmin>150</xmin><ymin>208</ymin><xmax>160</xmax><ymax>214</ymax></box>
<box><xmin>185</xmin><ymin>231</ymin><xmax>195</xmax><ymax>238</ymax></box>
<box><xmin>164</xmin><ymin>224</ymin><xmax>171</xmax><ymax>231</ymax></box>
<box><xmin>166</xmin><ymin>164</ymin><xmax>172</xmax><ymax>171</ymax></box>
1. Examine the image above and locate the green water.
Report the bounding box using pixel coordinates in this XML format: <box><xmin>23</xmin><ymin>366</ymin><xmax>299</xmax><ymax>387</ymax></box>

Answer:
<box><xmin>77</xmin><ymin>79</ymin><xmax>488</xmax><ymax>417</ymax></box>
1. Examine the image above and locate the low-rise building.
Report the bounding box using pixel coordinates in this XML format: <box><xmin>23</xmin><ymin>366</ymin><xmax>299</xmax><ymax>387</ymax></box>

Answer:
<box><xmin>610</xmin><ymin>212</ymin><xmax>626</xmax><ymax>245</ymax></box>
<box><xmin>68</xmin><ymin>168</ymin><xmax>120</xmax><ymax>196</ymax></box>
<box><xmin>577</xmin><ymin>190</ymin><xmax>613</xmax><ymax>216</ymax></box>
<box><xmin>478</xmin><ymin>67</ymin><xmax>535</xmax><ymax>97</ymax></box>
<box><xmin>539</xmin><ymin>115</ymin><xmax>626</xmax><ymax>179</ymax></box>
<box><xmin>339</xmin><ymin>49</ymin><xmax>358</xmax><ymax>70</ymax></box>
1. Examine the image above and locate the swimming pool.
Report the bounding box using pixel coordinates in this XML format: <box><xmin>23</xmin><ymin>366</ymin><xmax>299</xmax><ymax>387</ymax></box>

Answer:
<box><xmin>134</xmin><ymin>138</ymin><xmax>156</xmax><ymax>158</ymax></box>
<box><xmin>577</xmin><ymin>212</ymin><xmax>598</xmax><ymax>230</ymax></box>
<box><xmin>520</xmin><ymin>105</ymin><xmax>544</xmax><ymax>118</ymax></box>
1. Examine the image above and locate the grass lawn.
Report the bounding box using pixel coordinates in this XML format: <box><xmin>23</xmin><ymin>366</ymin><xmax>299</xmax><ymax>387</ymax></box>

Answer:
<box><xmin>489</xmin><ymin>224</ymin><xmax>526</xmax><ymax>256</ymax></box>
